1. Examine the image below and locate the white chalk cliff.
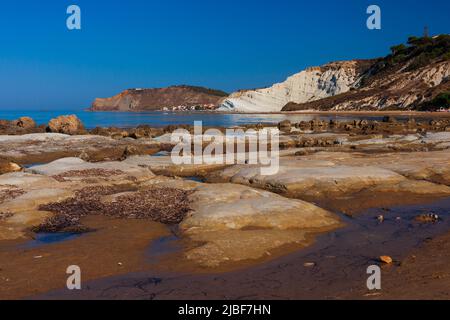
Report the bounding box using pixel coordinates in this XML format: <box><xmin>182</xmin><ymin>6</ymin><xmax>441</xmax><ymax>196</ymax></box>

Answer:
<box><xmin>220</xmin><ymin>61</ymin><xmax>364</xmax><ymax>112</ymax></box>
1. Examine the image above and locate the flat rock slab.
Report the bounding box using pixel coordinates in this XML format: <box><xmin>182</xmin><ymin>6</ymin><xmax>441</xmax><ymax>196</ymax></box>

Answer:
<box><xmin>301</xmin><ymin>149</ymin><xmax>450</xmax><ymax>186</ymax></box>
<box><xmin>210</xmin><ymin>164</ymin><xmax>405</xmax><ymax>196</ymax></box>
<box><xmin>27</xmin><ymin>157</ymin><xmax>154</xmax><ymax>181</ymax></box>
<box><xmin>207</xmin><ymin>150</ymin><xmax>450</xmax><ymax>212</ymax></box>
<box><xmin>0</xmin><ymin>133</ymin><xmax>159</xmax><ymax>164</ymax></box>
<box><xmin>0</xmin><ymin>172</ymin><xmax>74</xmax><ymax>240</ymax></box>
<box><xmin>181</xmin><ymin>183</ymin><xmax>339</xmax><ymax>232</ymax></box>
<box><xmin>179</xmin><ymin>183</ymin><xmax>341</xmax><ymax>267</ymax></box>
<box><xmin>123</xmin><ymin>155</ymin><xmax>229</xmax><ymax>177</ymax></box>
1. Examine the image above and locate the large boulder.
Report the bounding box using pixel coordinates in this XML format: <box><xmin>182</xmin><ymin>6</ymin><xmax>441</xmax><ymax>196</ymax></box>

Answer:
<box><xmin>47</xmin><ymin>115</ymin><xmax>84</xmax><ymax>135</ymax></box>
<box><xmin>14</xmin><ymin>117</ymin><xmax>36</xmax><ymax>129</ymax></box>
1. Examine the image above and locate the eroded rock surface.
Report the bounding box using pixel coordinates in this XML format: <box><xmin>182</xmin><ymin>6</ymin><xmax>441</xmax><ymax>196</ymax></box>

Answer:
<box><xmin>123</xmin><ymin>155</ymin><xmax>229</xmax><ymax>177</ymax></box>
<box><xmin>180</xmin><ymin>183</ymin><xmax>341</xmax><ymax>267</ymax></box>
<box><xmin>0</xmin><ymin>133</ymin><xmax>160</xmax><ymax>164</ymax></box>
<box><xmin>207</xmin><ymin>149</ymin><xmax>450</xmax><ymax>213</ymax></box>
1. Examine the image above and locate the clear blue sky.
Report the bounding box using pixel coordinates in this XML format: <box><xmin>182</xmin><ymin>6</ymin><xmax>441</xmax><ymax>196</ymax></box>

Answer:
<box><xmin>0</xmin><ymin>0</ymin><xmax>449</xmax><ymax>109</ymax></box>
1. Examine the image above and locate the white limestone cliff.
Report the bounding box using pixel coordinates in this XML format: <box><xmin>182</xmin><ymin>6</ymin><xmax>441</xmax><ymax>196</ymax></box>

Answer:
<box><xmin>220</xmin><ymin>61</ymin><xmax>362</xmax><ymax>113</ymax></box>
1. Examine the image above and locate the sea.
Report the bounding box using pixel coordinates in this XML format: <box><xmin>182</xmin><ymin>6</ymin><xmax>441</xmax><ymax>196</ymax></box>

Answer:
<box><xmin>0</xmin><ymin>109</ymin><xmax>431</xmax><ymax>130</ymax></box>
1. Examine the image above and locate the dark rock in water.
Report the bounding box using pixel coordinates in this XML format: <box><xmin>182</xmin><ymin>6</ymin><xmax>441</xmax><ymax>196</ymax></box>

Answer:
<box><xmin>383</xmin><ymin>116</ymin><xmax>397</xmax><ymax>123</ymax></box>
<box><xmin>329</xmin><ymin>119</ymin><xmax>338</xmax><ymax>128</ymax></box>
<box><xmin>47</xmin><ymin>115</ymin><xmax>85</xmax><ymax>135</ymax></box>
<box><xmin>278</xmin><ymin>120</ymin><xmax>292</xmax><ymax>132</ymax></box>
<box><xmin>129</xmin><ymin>128</ymin><xmax>146</xmax><ymax>139</ymax></box>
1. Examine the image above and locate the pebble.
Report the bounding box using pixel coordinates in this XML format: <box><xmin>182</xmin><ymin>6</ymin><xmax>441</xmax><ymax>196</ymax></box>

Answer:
<box><xmin>304</xmin><ymin>262</ymin><xmax>316</xmax><ymax>268</ymax></box>
<box><xmin>415</xmin><ymin>213</ymin><xmax>440</xmax><ymax>223</ymax></box>
<box><xmin>379</xmin><ymin>256</ymin><xmax>393</xmax><ymax>264</ymax></box>
<box><xmin>364</xmin><ymin>292</ymin><xmax>382</xmax><ymax>297</ymax></box>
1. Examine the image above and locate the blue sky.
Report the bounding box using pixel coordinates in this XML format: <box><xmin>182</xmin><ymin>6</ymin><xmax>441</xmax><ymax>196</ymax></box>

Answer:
<box><xmin>0</xmin><ymin>0</ymin><xmax>449</xmax><ymax>110</ymax></box>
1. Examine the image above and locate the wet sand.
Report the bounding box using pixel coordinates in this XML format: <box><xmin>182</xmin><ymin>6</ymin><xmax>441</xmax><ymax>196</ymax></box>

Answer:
<box><xmin>31</xmin><ymin>197</ymin><xmax>450</xmax><ymax>300</ymax></box>
<box><xmin>0</xmin><ymin>216</ymin><xmax>171</xmax><ymax>300</ymax></box>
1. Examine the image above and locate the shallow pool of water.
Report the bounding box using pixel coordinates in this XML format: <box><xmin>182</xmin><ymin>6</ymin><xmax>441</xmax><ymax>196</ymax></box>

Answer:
<box><xmin>147</xmin><ymin>235</ymin><xmax>181</xmax><ymax>259</ymax></box>
<box><xmin>21</xmin><ymin>232</ymin><xmax>82</xmax><ymax>249</ymax></box>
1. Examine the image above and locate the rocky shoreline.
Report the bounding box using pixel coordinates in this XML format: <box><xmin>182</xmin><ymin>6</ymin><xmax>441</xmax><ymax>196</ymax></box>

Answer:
<box><xmin>1</xmin><ymin>113</ymin><xmax>450</xmax><ymax>299</ymax></box>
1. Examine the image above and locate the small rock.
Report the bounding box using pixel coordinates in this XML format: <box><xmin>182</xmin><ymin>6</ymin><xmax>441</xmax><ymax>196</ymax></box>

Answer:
<box><xmin>379</xmin><ymin>256</ymin><xmax>393</xmax><ymax>264</ymax></box>
<box><xmin>118</xmin><ymin>262</ymin><xmax>123</xmax><ymax>266</ymax></box>
<box><xmin>295</xmin><ymin>149</ymin><xmax>310</xmax><ymax>156</ymax></box>
<box><xmin>129</xmin><ymin>128</ymin><xmax>147</xmax><ymax>139</ymax></box>
<box><xmin>415</xmin><ymin>213</ymin><xmax>440</xmax><ymax>224</ymax></box>
<box><xmin>364</xmin><ymin>292</ymin><xmax>382</xmax><ymax>297</ymax></box>
<box><xmin>78</xmin><ymin>151</ymin><xmax>90</xmax><ymax>161</ymax></box>
<box><xmin>122</xmin><ymin>145</ymin><xmax>140</xmax><ymax>159</ymax></box>
<box><xmin>377</xmin><ymin>215</ymin><xmax>384</xmax><ymax>223</ymax></box>
<box><xmin>303</xmin><ymin>262</ymin><xmax>316</xmax><ymax>268</ymax></box>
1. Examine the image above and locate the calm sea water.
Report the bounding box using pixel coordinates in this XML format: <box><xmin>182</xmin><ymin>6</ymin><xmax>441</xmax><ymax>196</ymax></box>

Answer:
<box><xmin>0</xmin><ymin>109</ymin><xmax>424</xmax><ymax>129</ymax></box>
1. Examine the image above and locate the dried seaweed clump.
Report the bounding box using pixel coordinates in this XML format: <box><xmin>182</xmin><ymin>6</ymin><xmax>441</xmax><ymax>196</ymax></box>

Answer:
<box><xmin>34</xmin><ymin>185</ymin><xmax>191</xmax><ymax>233</ymax></box>
<box><xmin>51</xmin><ymin>169</ymin><xmax>125</xmax><ymax>182</ymax></box>
<box><xmin>0</xmin><ymin>186</ymin><xmax>25</xmax><ymax>204</ymax></box>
